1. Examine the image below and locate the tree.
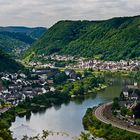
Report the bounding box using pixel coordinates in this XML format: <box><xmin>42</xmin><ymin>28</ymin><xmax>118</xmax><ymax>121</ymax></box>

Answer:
<box><xmin>79</xmin><ymin>132</ymin><xmax>90</xmax><ymax>140</ymax></box>
<box><xmin>112</xmin><ymin>98</ymin><xmax>120</xmax><ymax>110</ymax></box>
<box><xmin>121</xmin><ymin>107</ymin><xmax>128</xmax><ymax>116</ymax></box>
<box><xmin>133</xmin><ymin>103</ymin><xmax>140</xmax><ymax>118</ymax></box>
<box><xmin>54</xmin><ymin>72</ymin><xmax>67</xmax><ymax>84</ymax></box>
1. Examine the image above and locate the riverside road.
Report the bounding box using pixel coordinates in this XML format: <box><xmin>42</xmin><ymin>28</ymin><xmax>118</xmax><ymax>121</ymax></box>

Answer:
<box><xmin>94</xmin><ymin>102</ymin><xmax>140</xmax><ymax>135</ymax></box>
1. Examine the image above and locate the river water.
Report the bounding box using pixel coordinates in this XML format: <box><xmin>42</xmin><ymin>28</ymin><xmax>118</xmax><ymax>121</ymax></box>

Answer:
<box><xmin>10</xmin><ymin>77</ymin><xmax>139</xmax><ymax>140</ymax></box>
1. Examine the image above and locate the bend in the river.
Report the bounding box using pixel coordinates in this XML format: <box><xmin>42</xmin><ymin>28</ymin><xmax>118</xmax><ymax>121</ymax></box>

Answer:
<box><xmin>10</xmin><ymin>77</ymin><xmax>140</xmax><ymax>140</ymax></box>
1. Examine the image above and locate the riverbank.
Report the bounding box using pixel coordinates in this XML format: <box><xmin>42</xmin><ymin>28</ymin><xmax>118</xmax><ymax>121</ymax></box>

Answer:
<box><xmin>1</xmin><ymin>72</ymin><xmax>138</xmax><ymax>140</ymax></box>
<box><xmin>83</xmin><ymin>105</ymin><xmax>140</xmax><ymax>140</ymax></box>
<box><xmin>100</xmin><ymin>70</ymin><xmax>140</xmax><ymax>81</ymax></box>
<box><xmin>0</xmin><ymin>91</ymin><xmax>70</xmax><ymax>139</ymax></box>
<box><xmin>10</xmin><ymin>76</ymin><xmax>139</xmax><ymax>140</ymax></box>
<box><xmin>0</xmin><ymin>85</ymin><xmax>107</xmax><ymax>139</ymax></box>
<box><xmin>94</xmin><ymin>103</ymin><xmax>140</xmax><ymax>134</ymax></box>
<box><xmin>0</xmin><ymin>68</ymin><xmax>109</xmax><ymax>139</ymax></box>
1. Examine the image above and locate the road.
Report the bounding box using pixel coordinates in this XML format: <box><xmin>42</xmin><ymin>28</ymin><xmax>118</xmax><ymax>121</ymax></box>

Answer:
<box><xmin>94</xmin><ymin>103</ymin><xmax>140</xmax><ymax>134</ymax></box>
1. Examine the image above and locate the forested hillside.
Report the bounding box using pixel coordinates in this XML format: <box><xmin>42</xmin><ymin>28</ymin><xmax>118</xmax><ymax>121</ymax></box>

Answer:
<box><xmin>23</xmin><ymin>16</ymin><xmax>140</xmax><ymax>61</ymax></box>
<box><xmin>0</xmin><ymin>26</ymin><xmax>47</xmax><ymax>39</ymax></box>
<box><xmin>0</xmin><ymin>26</ymin><xmax>47</xmax><ymax>57</ymax></box>
<box><xmin>0</xmin><ymin>50</ymin><xmax>23</xmax><ymax>72</ymax></box>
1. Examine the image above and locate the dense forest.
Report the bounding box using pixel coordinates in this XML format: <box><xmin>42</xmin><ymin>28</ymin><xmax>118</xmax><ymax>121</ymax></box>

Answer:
<box><xmin>0</xmin><ymin>27</ymin><xmax>47</xmax><ymax>57</ymax></box>
<box><xmin>0</xmin><ymin>26</ymin><xmax>47</xmax><ymax>39</ymax></box>
<box><xmin>0</xmin><ymin>50</ymin><xmax>23</xmax><ymax>72</ymax></box>
<box><xmin>23</xmin><ymin>15</ymin><xmax>140</xmax><ymax>61</ymax></box>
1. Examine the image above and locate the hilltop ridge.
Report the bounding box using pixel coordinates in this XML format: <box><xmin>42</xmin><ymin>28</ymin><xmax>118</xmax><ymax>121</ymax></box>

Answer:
<box><xmin>23</xmin><ymin>15</ymin><xmax>140</xmax><ymax>61</ymax></box>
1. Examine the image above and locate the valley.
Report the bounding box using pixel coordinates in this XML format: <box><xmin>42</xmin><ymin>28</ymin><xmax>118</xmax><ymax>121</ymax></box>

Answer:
<box><xmin>0</xmin><ymin>15</ymin><xmax>140</xmax><ymax>140</ymax></box>
<box><xmin>0</xmin><ymin>26</ymin><xmax>47</xmax><ymax>57</ymax></box>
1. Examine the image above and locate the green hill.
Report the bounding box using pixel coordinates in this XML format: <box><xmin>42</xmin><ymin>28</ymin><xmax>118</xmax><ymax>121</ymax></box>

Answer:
<box><xmin>0</xmin><ymin>50</ymin><xmax>23</xmax><ymax>72</ymax></box>
<box><xmin>23</xmin><ymin>16</ymin><xmax>140</xmax><ymax>61</ymax></box>
<box><xmin>0</xmin><ymin>27</ymin><xmax>47</xmax><ymax>57</ymax></box>
<box><xmin>0</xmin><ymin>26</ymin><xmax>47</xmax><ymax>39</ymax></box>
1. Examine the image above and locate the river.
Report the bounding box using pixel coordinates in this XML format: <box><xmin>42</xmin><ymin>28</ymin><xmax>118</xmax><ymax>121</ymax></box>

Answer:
<box><xmin>10</xmin><ymin>77</ymin><xmax>139</xmax><ymax>140</ymax></box>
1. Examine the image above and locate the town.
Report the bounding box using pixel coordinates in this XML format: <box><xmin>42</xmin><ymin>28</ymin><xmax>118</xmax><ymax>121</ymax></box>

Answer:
<box><xmin>77</xmin><ymin>59</ymin><xmax>140</xmax><ymax>71</ymax></box>
<box><xmin>112</xmin><ymin>82</ymin><xmax>140</xmax><ymax>126</ymax></box>
<box><xmin>28</xmin><ymin>54</ymin><xmax>140</xmax><ymax>71</ymax></box>
<box><xmin>0</xmin><ymin>67</ymin><xmax>82</xmax><ymax>110</ymax></box>
<box><xmin>0</xmin><ymin>69</ymin><xmax>55</xmax><ymax>107</ymax></box>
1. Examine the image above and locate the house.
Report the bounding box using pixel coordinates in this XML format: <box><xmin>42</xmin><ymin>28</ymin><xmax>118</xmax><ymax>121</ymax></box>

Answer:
<box><xmin>50</xmin><ymin>87</ymin><xmax>55</xmax><ymax>92</ymax></box>
<box><xmin>19</xmin><ymin>73</ymin><xmax>26</xmax><ymax>78</ymax></box>
<box><xmin>65</xmin><ymin>69</ymin><xmax>75</xmax><ymax>76</ymax></box>
<box><xmin>121</xmin><ymin>83</ymin><xmax>139</xmax><ymax>100</ymax></box>
<box><xmin>122</xmin><ymin>87</ymin><xmax>129</xmax><ymax>98</ymax></box>
<box><xmin>47</xmin><ymin>80</ymin><xmax>54</xmax><ymax>84</ymax></box>
<box><xmin>70</xmin><ymin>72</ymin><xmax>78</xmax><ymax>79</ymax></box>
<box><xmin>119</xmin><ymin>83</ymin><xmax>140</xmax><ymax>109</ymax></box>
<box><xmin>64</xmin><ymin>69</ymin><xmax>80</xmax><ymax>79</ymax></box>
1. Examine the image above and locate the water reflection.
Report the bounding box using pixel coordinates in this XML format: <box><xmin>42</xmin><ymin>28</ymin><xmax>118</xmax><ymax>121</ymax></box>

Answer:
<box><xmin>10</xmin><ymin>77</ymin><xmax>140</xmax><ymax>140</ymax></box>
<box><xmin>26</xmin><ymin>112</ymin><xmax>31</xmax><ymax>121</ymax></box>
<box><xmin>38</xmin><ymin>107</ymin><xmax>47</xmax><ymax>114</ymax></box>
<box><xmin>53</xmin><ymin>104</ymin><xmax>62</xmax><ymax>111</ymax></box>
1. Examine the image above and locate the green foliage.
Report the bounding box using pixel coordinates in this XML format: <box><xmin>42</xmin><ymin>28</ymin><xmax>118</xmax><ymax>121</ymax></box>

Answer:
<box><xmin>135</xmin><ymin>119</ymin><xmax>140</xmax><ymax>125</ymax></box>
<box><xmin>0</xmin><ymin>129</ymin><xmax>13</xmax><ymax>140</ymax></box>
<box><xmin>129</xmin><ymin>71</ymin><xmax>140</xmax><ymax>80</ymax></box>
<box><xmin>112</xmin><ymin>98</ymin><xmax>120</xmax><ymax>110</ymax></box>
<box><xmin>57</xmin><ymin>73</ymin><xmax>106</xmax><ymax>96</ymax></box>
<box><xmin>0</xmin><ymin>27</ymin><xmax>47</xmax><ymax>57</ymax></box>
<box><xmin>83</xmin><ymin>108</ymin><xmax>140</xmax><ymax>140</ymax></box>
<box><xmin>79</xmin><ymin>132</ymin><xmax>90</xmax><ymax>140</ymax></box>
<box><xmin>0</xmin><ymin>91</ymin><xmax>70</xmax><ymax>140</ymax></box>
<box><xmin>24</xmin><ymin>16</ymin><xmax>140</xmax><ymax>61</ymax></box>
<box><xmin>0</xmin><ymin>49</ymin><xmax>24</xmax><ymax>72</ymax></box>
<box><xmin>54</xmin><ymin>72</ymin><xmax>68</xmax><ymax>84</ymax></box>
<box><xmin>120</xmin><ymin>107</ymin><xmax>129</xmax><ymax>116</ymax></box>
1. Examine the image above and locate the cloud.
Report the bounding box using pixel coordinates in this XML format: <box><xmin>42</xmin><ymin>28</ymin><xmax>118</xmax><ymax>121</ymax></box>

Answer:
<box><xmin>0</xmin><ymin>0</ymin><xmax>140</xmax><ymax>27</ymax></box>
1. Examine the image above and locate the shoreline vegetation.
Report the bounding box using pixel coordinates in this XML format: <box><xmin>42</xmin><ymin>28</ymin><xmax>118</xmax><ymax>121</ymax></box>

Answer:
<box><xmin>60</xmin><ymin>69</ymin><xmax>140</xmax><ymax>81</ymax></box>
<box><xmin>0</xmin><ymin>92</ymin><xmax>70</xmax><ymax>140</ymax></box>
<box><xmin>0</xmin><ymin>70</ymin><xmax>107</xmax><ymax>140</ymax></box>
<box><xmin>83</xmin><ymin>107</ymin><xmax>140</xmax><ymax>140</ymax></box>
<box><xmin>81</xmin><ymin>70</ymin><xmax>140</xmax><ymax>140</ymax></box>
<box><xmin>103</xmin><ymin>70</ymin><xmax>140</xmax><ymax>80</ymax></box>
<box><xmin>0</xmin><ymin>69</ymin><xmax>139</xmax><ymax>140</ymax></box>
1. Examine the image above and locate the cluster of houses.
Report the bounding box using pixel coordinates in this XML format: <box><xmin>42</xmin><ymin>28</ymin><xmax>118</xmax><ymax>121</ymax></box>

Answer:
<box><xmin>28</xmin><ymin>54</ymin><xmax>140</xmax><ymax>71</ymax></box>
<box><xmin>28</xmin><ymin>54</ymin><xmax>77</xmax><ymax>68</ymax></box>
<box><xmin>14</xmin><ymin>45</ymin><xmax>30</xmax><ymax>56</ymax></box>
<box><xmin>0</xmin><ymin>69</ymin><xmax>59</xmax><ymax>106</ymax></box>
<box><xmin>28</xmin><ymin>61</ymin><xmax>55</xmax><ymax>68</ymax></box>
<box><xmin>28</xmin><ymin>54</ymin><xmax>80</xmax><ymax>68</ymax></box>
<box><xmin>0</xmin><ymin>68</ymin><xmax>81</xmax><ymax>107</ymax></box>
<box><xmin>46</xmin><ymin>54</ymin><xmax>76</xmax><ymax>61</ymax></box>
<box><xmin>64</xmin><ymin>69</ymin><xmax>81</xmax><ymax>80</ymax></box>
<box><xmin>113</xmin><ymin>83</ymin><xmax>140</xmax><ymax>125</ymax></box>
<box><xmin>76</xmin><ymin>60</ymin><xmax>140</xmax><ymax>71</ymax></box>
<box><xmin>119</xmin><ymin>83</ymin><xmax>140</xmax><ymax>109</ymax></box>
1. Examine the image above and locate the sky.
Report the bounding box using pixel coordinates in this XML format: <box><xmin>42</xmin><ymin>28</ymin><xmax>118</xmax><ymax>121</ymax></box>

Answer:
<box><xmin>0</xmin><ymin>0</ymin><xmax>140</xmax><ymax>27</ymax></box>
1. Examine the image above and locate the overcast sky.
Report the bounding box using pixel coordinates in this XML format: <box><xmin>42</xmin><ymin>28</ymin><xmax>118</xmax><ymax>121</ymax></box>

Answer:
<box><xmin>0</xmin><ymin>0</ymin><xmax>140</xmax><ymax>27</ymax></box>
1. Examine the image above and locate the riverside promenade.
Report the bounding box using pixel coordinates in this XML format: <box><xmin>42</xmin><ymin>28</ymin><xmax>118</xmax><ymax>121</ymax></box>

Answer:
<box><xmin>94</xmin><ymin>102</ymin><xmax>140</xmax><ymax>134</ymax></box>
